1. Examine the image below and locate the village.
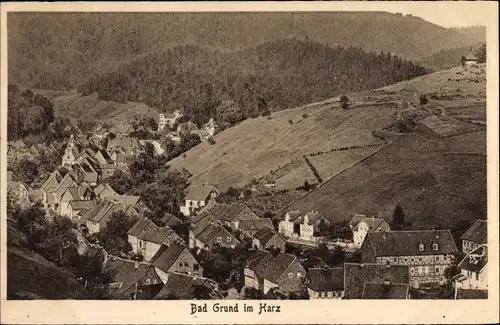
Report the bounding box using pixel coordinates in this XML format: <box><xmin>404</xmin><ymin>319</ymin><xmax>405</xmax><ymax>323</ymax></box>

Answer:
<box><xmin>6</xmin><ymin>93</ymin><xmax>488</xmax><ymax>300</ymax></box>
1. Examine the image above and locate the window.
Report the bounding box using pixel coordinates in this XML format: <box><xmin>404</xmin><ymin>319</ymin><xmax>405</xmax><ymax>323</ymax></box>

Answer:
<box><xmin>433</xmin><ymin>243</ymin><xmax>439</xmax><ymax>251</ymax></box>
<box><xmin>138</xmin><ymin>240</ymin><xmax>143</xmax><ymax>248</ymax></box>
<box><xmin>297</xmin><ymin>272</ymin><xmax>302</xmax><ymax>278</ymax></box>
<box><xmin>435</xmin><ymin>267</ymin><xmax>440</xmax><ymax>274</ymax></box>
<box><xmin>476</xmin><ymin>273</ymin><xmax>479</xmax><ymax>281</ymax></box>
<box><xmin>288</xmin><ymin>273</ymin><xmax>293</xmax><ymax>278</ymax></box>
<box><xmin>145</xmin><ymin>279</ymin><xmax>151</xmax><ymax>285</ymax></box>
<box><xmin>153</xmin><ymin>278</ymin><xmax>157</xmax><ymax>284</ymax></box>
<box><xmin>418</xmin><ymin>243</ymin><xmax>424</xmax><ymax>251</ymax></box>
<box><xmin>227</xmin><ymin>237</ymin><xmax>232</xmax><ymax>242</ymax></box>
<box><xmin>216</xmin><ymin>237</ymin><xmax>222</xmax><ymax>243</ymax></box>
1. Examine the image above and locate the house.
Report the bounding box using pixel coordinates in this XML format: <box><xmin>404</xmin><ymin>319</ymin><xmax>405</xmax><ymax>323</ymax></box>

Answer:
<box><xmin>159</xmin><ymin>213</ymin><xmax>183</xmax><ymax>228</ymax></box>
<box><xmin>102</xmin><ymin>256</ymin><xmax>163</xmax><ymax>300</ymax></box>
<box><xmin>110</xmin><ymin>121</ymin><xmax>133</xmax><ymax>135</ymax></box>
<box><xmin>237</xmin><ymin>218</ymin><xmax>275</xmax><ymax>238</ymax></box>
<box><xmin>190</xmin><ymin>223</ymin><xmax>240</xmax><ymax>250</ymax></box>
<box><xmin>349</xmin><ymin>214</ymin><xmax>391</xmax><ymax>249</ymax></box>
<box><xmin>305</xmin><ymin>267</ymin><xmax>344</xmax><ymax>299</ymax></box>
<box><xmin>192</xmin><ymin>202</ymin><xmax>260</xmax><ymax>231</ymax></box>
<box><xmin>158</xmin><ymin>110</ymin><xmax>182</xmax><ymax>131</ymax></box>
<box><xmin>465</xmin><ymin>53</ymin><xmax>478</xmax><ymax>65</ymax></box>
<box><xmin>252</xmin><ymin>227</ymin><xmax>286</xmax><ymax>252</ymax></box>
<box><xmin>68</xmin><ymin>200</ymin><xmax>97</xmax><ymax>222</ymax></box>
<box><xmin>278</xmin><ymin>210</ymin><xmax>329</xmax><ymax>245</ymax></box>
<box><xmin>7</xmin><ymin>145</ymin><xmax>18</xmax><ymax>163</ymax></box>
<box><xmin>39</xmin><ymin>170</ymin><xmax>63</xmax><ymax>207</ymax></box>
<box><xmin>127</xmin><ymin>219</ymin><xmax>183</xmax><ymax>262</ymax></box>
<box><xmin>51</xmin><ymin>173</ymin><xmax>78</xmax><ymax>211</ymax></box>
<box><xmin>460</xmin><ymin>219</ymin><xmax>487</xmax><ymax>254</ymax></box>
<box><xmin>82</xmin><ymin>202</ymin><xmax>132</xmax><ymax>234</ymax></box>
<box><xmin>73</xmin><ymin>160</ymin><xmax>99</xmax><ymax>185</ymax></box>
<box><xmin>150</xmin><ymin>242</ymin><xmax>202</xmax><ymax>281</ymax></box>
<box><xmin>360</xmin><ymin>230</ymin><xmax>458</xmax><ymax>288</ymax></box>
<box><xmin>343</xmin><ymin>263</ymin><xmax>410</xmax><ymax>299</ymax></box>
<box><xmin>94</xmin><ymin>183</ymin><xmax>118</xmax><ymax>200</ymax></box>
<box><xmin>259</xmin><ymin>252</ymin><xmax>306</xmax><ymax>295</ymax></box>
<box><xmin>180</xmin><ymin>185</ymin><xmax>219</xmax><ymax>216</ymax></box>
<box><xmin>59</xmin><ymin>185</ymin><xmax>95</xmax><ymax>217</ymax></box>
<box><xmin>244</xmin><ymin>250</ymin><xmax>272</xmax><ymax>291</ymax></box>
<box><xmin>454</xmin><ymin>244</ymin><xmax>488</xmax><ymax>294</ymax></box>
<box><xmin>104</xmin><ymin>195</ymin><xmax>141</xmax><ymax>207</ymax></box>
<box><xmin>361</xmin><ymin>282</ymin><xmax>410</xmax><ymax>299</ymax></box>
<box><xmin>153</xmin><ymin>272</ymin><xmax>220</xmax><ymax>300</ymax></box>
<box><xmin>62</xmin><ymin>135</ymin><xmax>79</xmax><ymax>167</ymax></box>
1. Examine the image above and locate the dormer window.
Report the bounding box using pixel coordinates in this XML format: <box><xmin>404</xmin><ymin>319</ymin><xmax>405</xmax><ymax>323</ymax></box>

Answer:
<box><xmin>216</xmin><ymin>237</ymin><xmax>222</xmax><ymax>243</ymax></box>
<box><xmin>418</xmin><ymin>243</ymin><xmax>425</xmax><ymax>251</ymax></box>
<box><xmin>432</xmin><ymin>243</ymin><xmax>439</xmax><ymax>251</ymax></box>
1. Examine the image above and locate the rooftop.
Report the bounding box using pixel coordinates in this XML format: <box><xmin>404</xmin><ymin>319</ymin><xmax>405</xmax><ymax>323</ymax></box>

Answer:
<box><xmin>460</xmin><ymin>219</ymin><xmax>487</xmax><ymax>245</ymax></box>
<box><xmin>361</xmin><ymin>282</ymin><xmax>409</xmax><ymax>299</ymax></box>
<box><xmin>305</xmin><ymin>267</ymin><xmax>344</xmax><ymax>292</ymax></box>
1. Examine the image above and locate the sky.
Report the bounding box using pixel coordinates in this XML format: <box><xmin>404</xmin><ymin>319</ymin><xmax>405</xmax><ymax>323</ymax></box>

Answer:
<box><xmin>385</xmin><ymin>2</ymin><xmax>489</xmax><ymax>28</ymax></box>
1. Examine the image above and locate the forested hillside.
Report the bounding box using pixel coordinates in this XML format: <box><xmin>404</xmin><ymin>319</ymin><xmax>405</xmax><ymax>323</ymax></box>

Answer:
<box><xmin>77</xmin><ymin>39</ymin><xmax>429</xmax><ymax>127</ymax></box>
<box><xmin>419</xmin><ymin>43</ymin><xmax>485</xmax><ymax>70</ymax></box>
<box><xmin>8</xmin><ymin>12</ymin><xmax>483</xmax><ymax>90</ymax></box>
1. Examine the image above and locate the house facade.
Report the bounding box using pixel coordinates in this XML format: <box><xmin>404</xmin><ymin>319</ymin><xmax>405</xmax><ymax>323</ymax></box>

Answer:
<box><xmin>305</xmin><ymin>267</ymin><xmax>344</xmax><ymax>299</ymax></box>
<box><xmin>454</xmin><ymin>244</ymin><xmax>488</xmax><ymax>292</ymax></box>
<box><xmin>349</xmin><ymin>214</ymin><xmax>391</xmax><ymax>249</ymax></box>
<box><xmin>361</xmin><ymin>230</ymin><xmax>458</xmax><ymax>288</ymax></box>
<box><xmin>150</xmin><ymin>243</ymin><xmax>202</xmax><ymax>283</ymax></box>
<box><xmin>180</xmin><ymin>185</ymin><xmax>219</xmax><ymax>216</ymax></box>
<box><xmin>460</xmin><ymin>219</ymin><xmax>487</xmax><ymax>254</ymax></box>
<box><xmin>59</xmin><ymin>186</ymin><xmax>95</xmax><ymax>217</ymax></box>
<box><xmin>252</xmin><ymin>227</ymin><xmax>286</xmax><ymax>252</ymax></box>
<box><xmin>278</xmin><ymin>210</ymin><xmax>328</xmax><ymax>245</ymax></box>
<box><xmin>158</xmin><ymin>110</ymin><xmax>182</xmax><ymax>131</ymax></box>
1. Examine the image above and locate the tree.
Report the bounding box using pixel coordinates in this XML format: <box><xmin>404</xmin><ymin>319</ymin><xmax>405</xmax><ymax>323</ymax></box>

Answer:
<box><xmin>13</xmin><ymin>158</ymin><xmax>40</xmax><ymax>185</ymax></box>
<box><xmin>192</xmin><ymin>284</ymin><xmax>213</xmax><ymax>300</ymax></box>
<box><xmin>419</xmin><ymin>94</ymin><xmax>428</xmax><ymax>105</ymax></box>
<box><xmin>328</xmin><ymin>246</ymin><xmax>346</xmax><ymax>266</ymax></box>
<box><xmin>97</xmin><ymin>212</ymin><xmax>137</xmax><ymax>255</ymax></box>
<box><xmin>460</xmin><ymin>56</ymin><xmax>467</xmax><ymax>67</ymax></box>
<box><xmin>475</xmin><ymin>44</ymin><xmax>486</xmax><ymax>63</ymax></box>
<box><xmin>392</xmin><ymin>203</ymin><xmax>406</xmax><ymax>230</ymax></box>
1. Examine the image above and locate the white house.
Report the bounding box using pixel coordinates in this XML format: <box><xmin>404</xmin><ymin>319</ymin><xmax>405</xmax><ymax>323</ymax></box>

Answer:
<box><xmin>454</xmin><ymin>244</ymin><xmax>488</xmax><ymax>294</ymax></box>
<box><xmin>349</xmin><ymin>214</ymin><xmax>391</xmax><ymax>249</ymax></box>
<box><xmin>158</xmin><ymin>110</ymin><xmax>182</xmax><ymax>131</ymax></box>
<box><xmin>179</xmin><ymin>185</ymin><xmax>219</xmax><ymax>217</ymax></box>
<box><xmin>278</xmin><ymin>210</ymin><xmax>328</xmax><ymax>245</ymax></box>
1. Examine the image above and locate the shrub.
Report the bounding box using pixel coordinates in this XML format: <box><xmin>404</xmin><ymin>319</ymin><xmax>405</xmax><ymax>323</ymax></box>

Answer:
<box><xmin>288</xmin><ymin>120</ymin><xmax>293</xmax><ymax>124</ymax></box>
<box><xmin>340</xmin><ymin>95</ymin><xmax>349</xmax><ymax>109</ymax></box>
<box><xmin>419</xmin><ymin>94</ymin><xmax>429</xmax><ymax>105</ymax></box>
<box><xmin>302</xmin><ymin>114</ymin><xmax>309</xmax><ymax>119</ymax></box>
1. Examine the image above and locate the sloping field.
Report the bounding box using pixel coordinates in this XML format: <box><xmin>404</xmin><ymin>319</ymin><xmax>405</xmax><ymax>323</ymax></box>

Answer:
<box><xmin>7</xmin><ymin>246</ymin><xmax>89</xmax><ymax>299</ymax></box>
<box><xmin>286</xmin><ymin>132</ymin><xmax>486</xmax><ymax>229</ymax></box>
<box><xmin>168</xmin><ymin>101</ymin><xmax>398</xmax><ymax>191</ymax></box>
<box><xmin>52</xmin><ymin>93</ymin><xmax>160</xmax><ymax>125</ymax></box>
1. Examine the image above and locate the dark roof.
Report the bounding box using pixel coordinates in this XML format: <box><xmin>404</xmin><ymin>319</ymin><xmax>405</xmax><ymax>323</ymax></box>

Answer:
<box><xmin>160</xmin><ymin>214</ymin><xmax>183</xmax><ymax>227</ymax></box>
<box><xmin>361</xmin><ymin>282</ymin><xmax>409</xmax><ymax>299</ymax></box>
<box><xmin>365</xmin><ymin>230</ymin><xmax>458</xmax><ymax>256</ymax></box>
<box><xmin>246</xmin><ymin>250</ymin><xmax>272</xmax><ymax>270</ymax></box>
<box><xmin>458</xmin><ymin>245</ymin><xmax>487</xmax><ymax>273</ymax></box>
<box><xmin>104</xmin><ymin>195</ymin><xmax>140</xmax><ymax>206</ymax></box>
<box><xmin>69</xmin><ymin>200</ymin><xmax>97</xmax><ymax>210</ymax></box>
<box><xmin>302</xmin><ymin>256</ymin><xmax>329</xmax><ymax>270</ymax></box>
<box><xmin>460</xmin><ymin>220</ymin><xmax>487</xmax><ymax>245</ymax></box>
<box><xmin>154</xmin><ymin>273</ymin><xmax>218</xmax><ymax>300</ymax></box>
<box><xmin>261</xmin><ymin>253</ymin><xmax>297</xmax><ymax>283</ymax></box>
<box><xmin>185</xmin><ymin>185</ymin><xmax>217</xmax><ymax>201</ymax></box>
<box><xmin>306</xmin><ymin>267</ymin><xmax>344</xmax><ymax>292</ymax></box>
<box><xmin>150</xmin><ymin>243</ymin><xmax>188</xmax><ymax>273</ymax></box>
<box><xmin>351</xmin><ymin>216</ymin><xmax>389</xmax><ymax>231</ymax></box>
<box><xmin>127</xmin><ymin>219</ymin><xmax>150</xmax><ymax>236</ymax></box>
<box><xmin>136</xmin><ymin>222</ymin><xmax>179</xmax><ymax>245</ymax></box>
<box><xmin>254</xmin><ymin>227</ymin><xmax>279</xmax><ymax>244</ymax></box>
<box><xmin>344</xmin><ymin>263</ymin><xmax>410</xmax><ymax>299</ymax></box>
<box><xmin>102</xmin><ymin>257</ymin><xmax>161</xmax><ymax>299</ymax></box>
<box><xmin>238</xmin><ymin>218</ymin><xmax>274</xmax><ymax>231</ymax></box>
<box><xmin>81</xmin><ymin>201</ymin><xmax>121</xmax><ymax>223</ymax></box>
<box><xmin>67</xmin><ymin>185</ymin><xmax>92</xmax><ymax>200</ymax></box>
<box><xmin>456</xmin><ymin>289</ymin><xmax>488</xmax><ymax>299</ymax></box>
<box><xmin>98</xmin><ymin>149</ymin><xmax>114</xmax><ymax>164</ymax></box>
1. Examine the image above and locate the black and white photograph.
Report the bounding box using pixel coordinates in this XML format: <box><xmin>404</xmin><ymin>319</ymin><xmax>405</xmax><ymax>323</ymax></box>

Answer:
<box><xmin>1</xmin><ymin>2</ymin><xmax>497</xmax><ymax>319</ymax></box>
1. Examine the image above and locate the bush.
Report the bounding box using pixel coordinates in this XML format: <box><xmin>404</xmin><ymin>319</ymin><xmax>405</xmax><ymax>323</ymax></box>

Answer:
<box><xmin>302</xmin><ymin>114</ymin><xmax>309</xmax><ymax>119</ymax></box>
<box><xmin>288</xmin><ymin>120</ymin><xmax>293</xmax><ymax>124</ymax></box>
<box><xmin>419</xmin><ymin>94</ymin><xmax>429</xmax><ymax>105</ymax></box>
<box><xmin>340</xmin><ymin>95</ymin><xmax>349</xmax><ymax>109</ymax></box>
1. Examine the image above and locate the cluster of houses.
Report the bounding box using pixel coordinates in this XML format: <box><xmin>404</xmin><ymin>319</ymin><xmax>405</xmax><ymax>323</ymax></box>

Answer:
<box><xmin>6</xmin><ymin>123</ymin><xmax>488</xmax><ymax>299</ymax></box>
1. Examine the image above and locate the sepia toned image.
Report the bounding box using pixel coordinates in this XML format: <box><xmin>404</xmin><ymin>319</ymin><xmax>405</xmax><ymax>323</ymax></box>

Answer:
<box><xmin>0</xmin><ymin>1</ymin><xmax>498</xmax><ymax>324</ymax></box>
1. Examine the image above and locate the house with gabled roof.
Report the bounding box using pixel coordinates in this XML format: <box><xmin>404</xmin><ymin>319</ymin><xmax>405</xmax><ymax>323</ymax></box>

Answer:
<box><xmin>180</xmin><ymin>185</ymin><xmax>219</xmax><ymax>216</ymax></box>
<box><xmin>252</xmin><ymin>227</ymin><xmax>286</xmax><ymax>252</ymax></box>
<box><xmin>102</xmin><ymin>256</ymin><xmax>163</xmax><ymax>300</ymax></box>
<box><xmin>40</xmin><ymin>170</ymin><xmax>63</xmax><ymax>207</ymax></box>
<box><xmin>192</xmin><ymin>201</ymin><xmax>260</xmax><ymax>231</ymax></box>
<box><xmin>52</xmin><ymin>173</ymin><xmax>78</xmax><ymax>211</ymax></box>
<box><xmin>278</xmin><ymin>210</ymin><xmax>329</xmax><ymax>245</ymax></box>
<box><xmin>68</xmin><ymin>200</ymin><xmax>97</xmax><ymax>221</ymax></box>
<box><xmin>454</xmin><ymin>244</ymin><xmax>488</xmax><ymax>294</ymax></box>
<box><xmin>343</xmin><ymin>262</ymin><xmax>410</xmax><ymax>299</ymax></box>
<box><xmin>244</xmin><ymin>250</ymin><xmax>272</xmax><ymax>291</ymax></box>
<box><xmin>59</xmin><ymin>185</ymin><xmax>96</xmax><ymax>217</ymax></box>
<box><xmin>305</xmin><ymin>267</ymin><xmax>344</xmax><ymax>299</ymax></box>
<box><xmin>361</xmin><ymin>230</ymin><xmax>458</xmax><ymax>288</ymax></box>
<box><xmin>259</xmin><ymin>252</ymin><xmax>306</xmax><ymax>295</ymax></box>
<box><xmin>94</xmin><ymin>183</ymin><xmax>119</xmax><ymax>200</ymax></box>
<box><xmin>158</xmin><ymin>110</ymin><xmax>182</xmax><ymax>131</ymax></box>
<box><xmin>349</xmin><ymin>214</ymin><xmax>391</xmax><ymax>249</ymax></box>
<box><xmin>153</xmin><ymin>272</ymin><xmax>220</xmax><ymax>300</ymax></box>
<box><xmin>150</xmin><ymin>242</ymin><xmax>202</xmax><ymax>282</ymax></box>
<box><xmin>460</xmin><ymin>219</ymin><xmax>487</xmax><ymax>254</ymax></box>
<box><xmin>127</xmin><ymin>219</ymin><xmax>184</xmax><ymax>262</ymax></box>
<box><xmin>81</xmin><ymin>201</ymin><xmax>134</xmax><ymax>235</ymax></box>
<box><xmin>104</xmin><ymin>195</ymin><xmax>141</xmax><ymax>207</ymax></box>
<box><xmin>237</xmin><ymin>218</ymin><xmax>275</xmax><ymax>238</ymax></box>
<box><xmin>191</xmin><ymin>223</ymin><xmax>240</xmax><ymax>250</ymax></box>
